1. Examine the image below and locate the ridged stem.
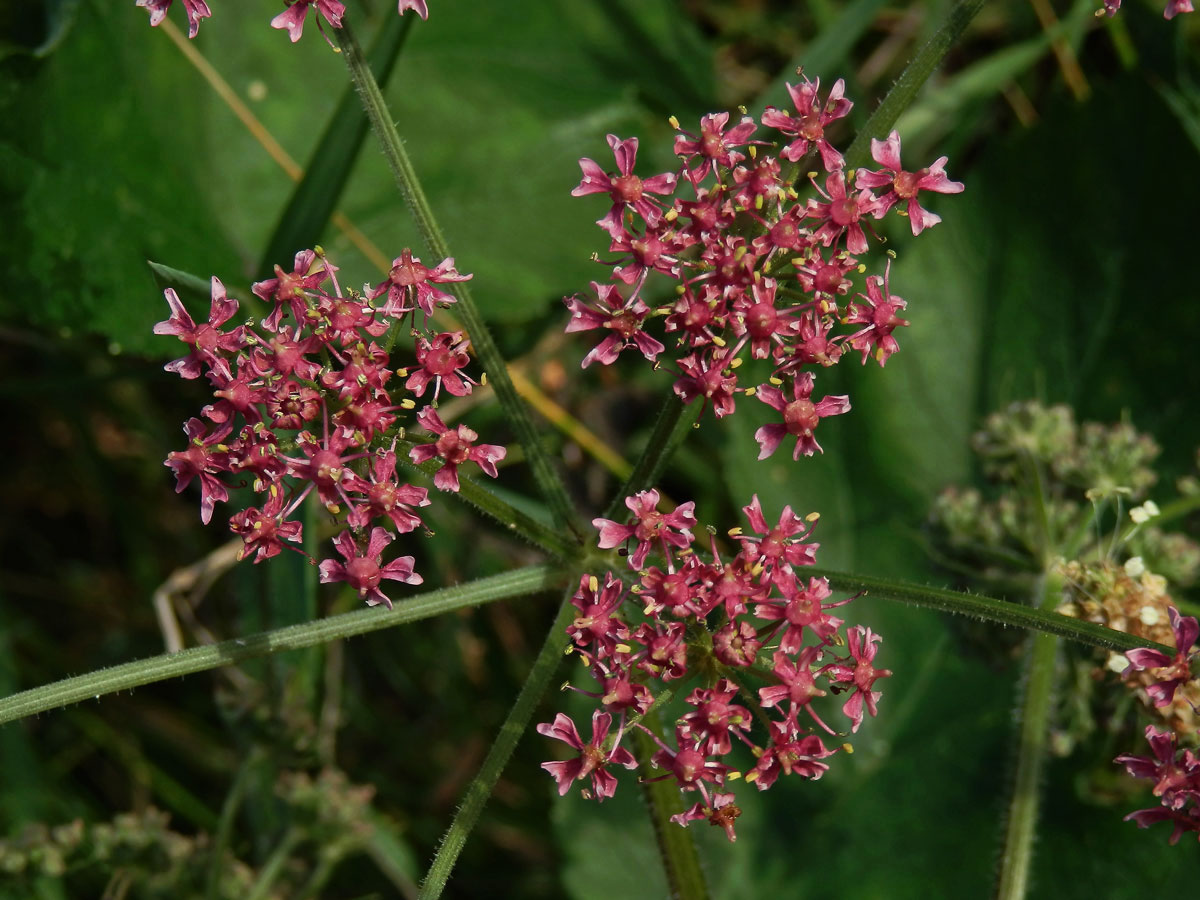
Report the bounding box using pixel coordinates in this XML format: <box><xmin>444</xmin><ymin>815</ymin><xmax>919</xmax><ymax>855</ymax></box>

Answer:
<box><xmin>0</xmin><ymin>565</ymin><xmax>562</xmax><ymax>726</ymax></box>
<box><xmin>994</xmin><ymin>570</ymin><xmax>1065</xmax><ymax>900</ymax></box>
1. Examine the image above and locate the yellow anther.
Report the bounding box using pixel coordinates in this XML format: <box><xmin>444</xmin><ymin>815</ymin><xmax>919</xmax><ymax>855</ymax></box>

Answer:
<box><xmin>669</xmin><ymin>114</ymin><xmax>680</xmax><ymax>129</ymax></box>
<box><xmin>768</xmin><ymin>376</ymin><xmax>784</xmax><ymax>386</ymax></box>
<box><xmin>588</xmin><ymin>575</ymin><xmax>599</xmax><ymax>593</ymax></box>
<box><xmin>842</xmin><ymin>742</ymin><xmax>854</xmax><ymax>754</ymax></box>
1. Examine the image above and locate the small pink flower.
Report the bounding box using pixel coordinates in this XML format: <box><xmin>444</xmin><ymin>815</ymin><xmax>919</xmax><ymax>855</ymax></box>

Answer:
<box><xmin>673</xmin><ymin>112</ymin><xmax>760</xmax><ymax>183</ymax></box>
<box><xmin>136</xmin><ymin>0</ymin><xmax>211</xmax><ymax>38</ymax></box>
<box><xmin>537</xmin><ymin>711</ymin><xmax>638</xmax><ymax>801</ymax></box>
<box><xmin>753</xmin><ymin>373</ymin><xmax>850</xmax><ymax>460</ymax></box>
<box><xmin>346</xmin><ymin>445</ymin><xmax>430</xmax><ymax>533</ymax></box>
<box><xmin>369</xmin><ymin>249</ymin><xmax>471</xmax><ymax>320</ymax></box>
<box><xmin>754</xmin><ymin>575</ymin><xmax>847</xmax><ymax>654</ymax></box>
<box><xmin>592</xmin><ymin>489</ymin><xmax>696</xmax><ymax>571</ymax></box>
<box><xmin>271</xmin><ymin>0</ymin><xmax>346</xmax><ymax>43</ymax></box>
<box><xmin>406</xmin><ymin>332</ymin><xmax>476</xmax><ymax>400</ymax></box>
<box><xmin>318</xmin><ymin>527</ymin><xmax>422</xmax><ymax>609</ymax></box>
<box><xmin>1124</xmin><ymin>606</ymin><xmax>1199</xmax><ymax>708</ymax></box>
<box><xmin>229</xmin><ymin>490</ymin><xmax>303</xmax><ymax>563</ymax></box>
<box><xmin>749</xmin><ymin>713</ymin><xmax>834</xmax><ymax>790</ymax></box>
<box><xmin>843</xmin><ymin>268</ymin><xmax>910</xmax><ymax>367</ymax></box>
<box><xmin>563</xmin><ymin>282</ymin><xmax>664</xmax><ymax>368</ymax></box>
<box><xmin>1116</xmin><ymin>725</ymin><xmax>1200</xmax><ymax>844</ymax></box>
<box><xmin>572</xmin><ymin>134</ymin><xmax>678</xmax><ymax>239</ymax></box>
<box><xmin>671</xmin><ymin>792</ymin><xmax>742</xmax><ymax>842</ymax></box>
<box><xmin>396</xmin><ymin>0</ymin><xmax>429</xmax><ymax>18</ymax></box>
<box><xmin>761</xmin><ymin>76</ymin><xmax>853</xmax><ymax>172</ymax></box>
<box><xmin>566</xmin><ymin>573</ymin><xmax>630</xmax><ymax>657</ymax></box>
<box><xmin>856</xmin><ymin>130</ymin><xmax>964</xmax><ymax>235</ymax></box>
<box><xmin>826</xmin><ymin>625</ymin><xmax>892</xmax><ymax>732</ymax></box>
<box><xmin>679</xmin><ymin>679</ymin><xmax>751</xmax><ymax>756</ymax></box>
<box><xmin>805</xmin><ymin>171</ymin><xmax>882</xmax><ymax>255</ymax></box>
<box><xmin>730</xmin><ymin>156</ymin><xmax>785</xmax><ymax>211</ymax></box>
<box><xmin>252</xmin><ymin>250</ymin><xmax>331</xmax><ymax>332</ymax></box>
<box><xmin>737</xmin><ymin>494</ymin><xmax>818</xmax><ymax>574</ymax></box>
<box><xmin>165</xmin><ymin>417</ymin><xmax>230</xmax><ymax>525</ymax></box>
<box><xmin>712</xmin><ymin>619</ymin><xmax>762</xmax><ymax>668</ymax></box>
<box><xmin>408</xmin><ymin>406</ymin><xmax>505</xmax><ymax>492</ymax></box>
<box><xmin>650</xmin><ymin>728</ymin><xmax>731</xmax><ymax>791</ymax></box>
<box><xmin>673</xmin><ymin>349</ymin><xmax>740</xmax><ymax>419</ymax></box>
<box><xmin>285</xmin><ymin>428</ymin><xmax>366</xmax><ymax>511</ymax></box>
<box><xmin>154</xmin><ymin>278</ymin><xmax>246</xmax><ymax>382</ymax></box>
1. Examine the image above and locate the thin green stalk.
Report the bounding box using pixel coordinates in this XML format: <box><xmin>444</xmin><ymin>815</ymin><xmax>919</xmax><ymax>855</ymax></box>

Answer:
<box><xmin>417</xmin><ymin>588</ymin><xmax>579</xmax><ymax>899</ymax></box>
<box><xmin>633</xmin><ymin>710</ymin><xmax>709</xmax><ymax>900</ymax></box>
<box><xmin>603</xmin><ymin>393</ymin><xmax>702</xmax><ymax>520</ymax></box>
<box><xmin>810</xmin><ymin>568</ymin><xmax>1174</xmax><ymax>656</ymax></box>
<box><xmin>843</xmin><ymin>0</ymin><xmax>986</xmax><ymax>169</ymax></box>
<box><xmin>335</xmin><ymin>21</ymin><xmax>577</xmax><ymax>535</ymax></box>
<box><xmin>245</xmin><ymin>827</ymin><xmax>304</xmax><ymax>900</ymax></box>
<box><xmin>206</xmin><ymin>752</ymin><xmax>260</xmax><ymax>900</ymax></box>
<box><xmin>0</xmin><ymin>565</ymin><xmax>562</xmax><ymax>726</ymax></box>
<box><xmin>396</xmin><ymin>438</ymin><xmax>580</xmax><ymax>560</ymax></box>
<box><xmin>994</xmin><ymin>571</ymin><xmax>1064</xmax><ymax>900</ymax></box>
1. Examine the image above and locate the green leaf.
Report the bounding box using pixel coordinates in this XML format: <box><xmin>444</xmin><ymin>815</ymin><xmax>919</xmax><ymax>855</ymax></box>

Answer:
<box><xmin>0</xmin><ymin>3</ymin><xmax>242</xmax><ymax>354</ymax></box>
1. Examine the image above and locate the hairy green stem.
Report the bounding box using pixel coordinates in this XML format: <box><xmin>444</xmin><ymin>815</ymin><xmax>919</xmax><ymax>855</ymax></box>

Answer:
<box><xmin>994</xmin><ymin>571</ymin><xmax>1065</xmax><ymax>900</ymax></box>
<box><xmin>634</xmin><ymin>710</ymin><xmax>710</xmax><ymax>900</ymax></box>
<box><xmin>417</xmin><ymin>588</ymin><xmax>578</xmax><ymax>899</ymax></box>
<box><xmin>335</xmin><ymin>21</ymin><xmax>577</xmax><ymax>534</ymax></box>
<box><xmin>0</xmin><ymin>565</ymin><xmax>562</xmax><ymax>726</ymax></box>
<box><xmin>843</xmin><ymin>0</ymin><xmax>986</xmax><ymax>169</ymax></box>
<box><xmin>811</xmin><ymin>568</ymin><xmax>1173</xmax><ymax>656</ymax></box>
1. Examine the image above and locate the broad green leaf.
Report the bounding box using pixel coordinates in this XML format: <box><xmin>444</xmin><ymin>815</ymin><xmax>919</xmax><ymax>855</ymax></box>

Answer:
<box><xmin>0</xmin><ymin>4</ymin><xmax>242</xmax><ymax>353</ymax></box>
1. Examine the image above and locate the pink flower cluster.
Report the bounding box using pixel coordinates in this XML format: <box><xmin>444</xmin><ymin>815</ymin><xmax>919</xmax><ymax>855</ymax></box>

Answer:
<box><xmin>1116</xmin><ymin>726</ymin><xmax>1200</xmax><ymax>845</ymax></box>
<box><xmin>1117</xmin><ymin>607</ymin><xmax>1200</xmax><ymax>843</ymax></box>
<box><xmin>565</xmin><ymin>76</ymin><xmax>962</xmax><ymax>461</ymax></box>
<box><xmin>156</xmin><ymin>248</ymin><xmax>505</xmax><ymax>609</ymax></box>
<box><xmin>537</xmin><ymin>490</ymin><xmax>891</xmax><ymax>841</ymax></box>
<box><xmin>135</xmin><ymin>0</ymin><xmax>429</xmax><ymax>42</ymax></box>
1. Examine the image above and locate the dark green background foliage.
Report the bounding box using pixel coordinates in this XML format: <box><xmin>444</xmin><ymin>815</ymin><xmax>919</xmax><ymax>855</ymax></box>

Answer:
<box><xmin>1</xmin><ymin>0</ymin><xmax>1198</xmax><ymax>896</ymax></box>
